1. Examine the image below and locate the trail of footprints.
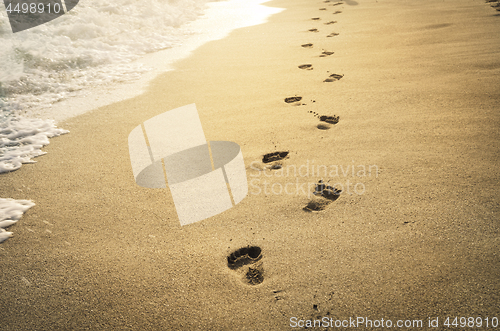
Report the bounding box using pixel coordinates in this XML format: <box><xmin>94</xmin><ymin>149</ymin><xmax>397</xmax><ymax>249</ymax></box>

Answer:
<box><xmin>288</xmin><ymin>2</ymin><xmax>344</xmax><ymax>208</ymax></box>
<box><xmin>486</xmin><ymin>0</ymin><xmax>500</xmax><ymax>12</ymax></box>
<box><xmin>232</xmin><ymin>2</ymin><xmax>346</xmax><ymax>287</ymax></box>
<box><xmin>293</xmin><ymin>2</ymin><xmax>344</xmax><ymax>127</ymax></box>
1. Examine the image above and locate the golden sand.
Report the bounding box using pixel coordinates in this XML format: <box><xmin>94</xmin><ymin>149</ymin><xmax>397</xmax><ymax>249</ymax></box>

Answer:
<box><xmin>1</xmin><ymin>0</ymin><xmax>499</xmax><ymax>329</ymax></box>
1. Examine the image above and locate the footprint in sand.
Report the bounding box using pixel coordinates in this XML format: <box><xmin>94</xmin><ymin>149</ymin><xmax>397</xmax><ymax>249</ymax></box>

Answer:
<box><xmin>284</xmin><ymin>96</ymin><xmax>303</xmax><ymax>104</ymax></box>
<box><xmin>329</xmin><ymin>2</ymin><xmax>344</xmax><ymax>6</ymax></box>
<box><xmin>308</xmin><ymin>111</ymin><xmax>340</xmax><ymax>130</ymax></box>
<box><xmin>333</xmin><ymin>10</ymin><xmax>342</xmax><ymax>14</ymax></box>
<box><xmin>324</xmin><ymin>73</ymin><xmax>344</xmax><ymax>82</ymax></box>
<box><xmin>263</xmin><ymin>151</ymin><xmax>289</xmax><ymax>163</ymax></box>
<box><xmin>298</xmin><ymin>64</ymin><xmax>313</xmax><ymax>70</ymax></box>
<box><xmin>301</xmin><ymin>43</ymin><xmax>314</xmax><ymax>48</ymax></box>
<box><xmin>327</xmin><ymin>32</ymin><xmax>339</xmax><ymax>37</ymax></box>
<box><xmin>319</xmin><ymin>115</ymin><xmax>340</xmax><ymax>124</ymax></box>
<box><xmin>303</xmin><ymin>180</ymin><xmax>342</xmax><ymax>212</ymax></box>
<box><xmin>488</xmin><ymin>0</ymin><xmax>500</xmax><ymax>9</ymax></box>
<box><xmin>324</xmin><ymin>21</ymin><xmax>337</xmax><ymax>25</ymax></box>
<box><xmin>311</xmin><ymin>17</ymin><xmax>321</xmax><ymax>20</ymax></box>
<box><xmin>319</xmin><ymin>51</ymin><xmax>334</xmax><ymax>57</ymax></box>
<box><xmin>308</xmin><ymin>28</ymin><xmax>319</xmax><ymax>32</ymax></box>
<box><xmin>319</xmin><ymin>8</ymin><xmax>327</xmax><ymax>10</ymax></box>
<box><xmin>228</xmin><ymin>246</ymin><xmax>264</xmax><ymax>285</ymax></box>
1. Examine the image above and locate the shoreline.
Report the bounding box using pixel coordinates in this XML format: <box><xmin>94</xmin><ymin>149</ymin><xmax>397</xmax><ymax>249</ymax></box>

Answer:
<box><xmin>1</xmin><ymin>0</ymin><xmax>499</xmax><ymax>329</ymax></box>
<box><xmin>27</xmin><ymin>0</ymin><xmax>283</xmax><ymax>123</ymax></box>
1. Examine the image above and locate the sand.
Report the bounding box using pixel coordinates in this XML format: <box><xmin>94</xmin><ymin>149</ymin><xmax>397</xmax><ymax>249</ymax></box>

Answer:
<box><xmin>1</xmin><ymin>0</ymin><xmax>499</xmax><ymax>329</ymax></box>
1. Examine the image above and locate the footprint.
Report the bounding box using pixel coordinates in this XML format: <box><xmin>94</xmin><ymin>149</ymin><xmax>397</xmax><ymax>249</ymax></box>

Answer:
<box><xmin>311</xmin><ymin>17</ymin><xmax>321</xmax><ymax>20</ymax></box>
<box><xmin>314</xmin><ymin>180</ymin><xmax>342</xmax><ymax>200</ymax></box>
<box><xmin>227</xmin><ymin>246</ymin><xmax>264</xmax><ymax>285</ymax></box>
<box><xmin>284</xmin><ymin>96</ymin><xmax>302</xmax><ymax>103</ymax></box>
<box><xmin>330</xmin><ymin>2</ymin><xmax>344</xmax><ymax>6</ymax></box>
<box><xmin>308</xmin><ymin>28</ymin><xmax>319</xmax><ymax>32</ymax></box>
<box><xmin>301</xmin><ymin>43</ymin><xmax>314</xmax><ymax>48</ymax></box>
<box><xmin>303</xmin><ymin>180</ymin><xmax>342</xmax><ymax>212</ymax></box>
<box><xmin>319</xmin><ymin>8</ymin><xmax>327</xmax><ymax>10</ymax></box>
<box><xmin>333</xmin><ymin>10</ymin><xmax>342</xmax><ymax>14</ymax></box>
<box><xmin>324</xmin><ymin>73</ymin><xmax>344</xmax><ymax>82</ymax></box>
<box><xmin>298</xmin><ymin>64</ymin><xmax>313</xmax><ymax>70</ymax></box>
<box><xmin>263</xmin><ymin>151</ymin><xmax>289</xmax><ymax>163</ymax></box>
<box><xmin>327</xmin><ymin>32</ymin><xmax>339</xmax><ymax>37</ymax></box>
<box><xmin>319</xmin><ymin>51</ymin><xmax>335</xmax><ymax>57</ymax></box>
<box><xmin>324</xmin><ymin>21</ymin><xmax>337</xmax><ymax>25</ymax></box>
<box><xmin>319</xmin><ymin>115</ymin><xmax>340</xmax><ymax>124</ymax></box>
<box><xmin>304</xmin><ymin>198</ymin><xmax>331</xmax><ymax>211</ymax></box>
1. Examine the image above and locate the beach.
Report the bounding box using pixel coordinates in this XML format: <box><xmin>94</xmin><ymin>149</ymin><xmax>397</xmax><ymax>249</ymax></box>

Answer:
<box><xmin>1</xmin><ymin>0</ymin><xmax>499</xmax><ymax>329</ymax></box>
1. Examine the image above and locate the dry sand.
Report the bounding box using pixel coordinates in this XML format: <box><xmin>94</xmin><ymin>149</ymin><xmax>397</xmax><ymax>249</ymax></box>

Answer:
<box><xmin>1</xmin><ymin>0</ymin><xmax>499</xmax><ymax>329</ymax></box>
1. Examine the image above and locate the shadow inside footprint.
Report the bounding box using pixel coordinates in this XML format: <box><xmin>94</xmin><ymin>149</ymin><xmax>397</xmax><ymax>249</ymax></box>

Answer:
<box><xmin>324</xmin><ymin>20</ymin><xmax>337</xmax><ymax>25</ymax></box>
<box><xmin>228</xmin><ymin>246</ymin><xmax>262</xmax><ymax>269</ymax></box>
<box><xmin>327</xmin><ymin>32</ymin><xmax>340</xmax><ymax>37</ymax></box>
<box><xmin>301</xmin><ymin>43</ymin><xmax>314</xmax><ymax>48</ymax></box>
<box><xmin>312</xmin><ymin>17</ymin><xmax>321</xmax><ymax>20</ymax></box>
<box><xmin>309</xmin><ymin>28</ymin><xmax>319</xmax><ymax>32</ymax></box>
<box><xmin>263</xmin><ymin>151</ymin><xmax>289</xmax><ymax>163</ymax></box>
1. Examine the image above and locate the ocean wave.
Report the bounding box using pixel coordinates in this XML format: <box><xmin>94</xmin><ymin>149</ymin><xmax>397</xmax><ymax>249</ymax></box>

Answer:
<box><xmin>0</xmin><ymin>114</ymin><xmax>69</xmax><ymax>173</ymax></box>
<box><xmin>0</xmin><ymin>0</ymin><xmax>213</xmax><ymax>114</ymax></box>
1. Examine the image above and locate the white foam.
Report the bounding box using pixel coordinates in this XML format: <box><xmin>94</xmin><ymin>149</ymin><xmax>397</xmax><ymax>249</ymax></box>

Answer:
<box><xmin>0</xmin><ymin>116</ymin><xmax>69</xmax><ymax>173</ymax></box>
<box><xmin>0</xmin><ymin>0</ymin><xmax>282</xmax><ymax>174</ymax></box>
<box><xmin>25</xmin><ymin>0</ymin><xmax>284</xmax><ymax>122</ymax></box>
<box><xmin>0</xmin><ymin>0</ymin><xmax>215</xmax><ymax>115</ymax></box>
<box><xmin>0</xmin><ymin>0</ymin><xmax>283</xmax><ymax>244</ymax></box>
<box><xmin>0</xmin><ymin>0</ymin><xmax>283</xmax><ymax>121</ymax></box>
<box><xmin>0</xmin><ymin>198</ymin><xmax>35</xmax><ymax>243</ymax></box>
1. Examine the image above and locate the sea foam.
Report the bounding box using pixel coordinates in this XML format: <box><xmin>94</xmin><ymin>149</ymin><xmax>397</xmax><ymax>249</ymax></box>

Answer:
<box><xmin>0</xmin><ymin>0</ymin><xmax>214</xmax><ymax>115</ymax></box>
<box><xmin>0</xmin><ymin>0</ymin><xmax>282</xmax><ymax>243</ymax></box>
<box><xmin>0</xmin><ymin>115</ymin><xmax>69</xmax><ymax>173</ymax></box>
<box><xmin>0</xmin><ymin>0</ymin><xmax>226</xmax><ymax>174</ymax></box>
<box><xmin>0</xmin><ymin>198</ymin><xmax>35</xmax><ymax>243</ymax></box>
